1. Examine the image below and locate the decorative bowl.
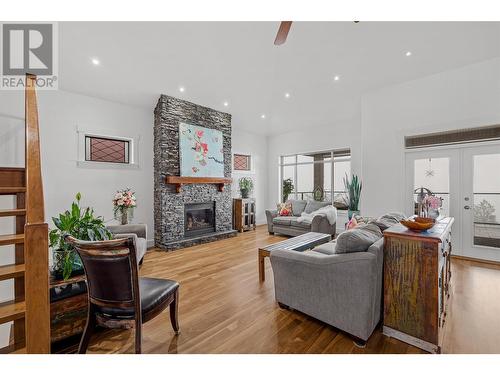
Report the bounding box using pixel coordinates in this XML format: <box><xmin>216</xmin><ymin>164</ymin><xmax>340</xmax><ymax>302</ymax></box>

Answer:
<box><xmin>400</xmin><ymin>217</ymin><xmax>436</xmax><ymax>232</ymax></box>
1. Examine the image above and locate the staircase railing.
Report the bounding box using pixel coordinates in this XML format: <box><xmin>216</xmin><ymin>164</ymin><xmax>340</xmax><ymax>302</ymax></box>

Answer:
<box><xmin>23</xmin><ymin>74</ymin><xmax>50</xmax><ymax>353</ymax></box>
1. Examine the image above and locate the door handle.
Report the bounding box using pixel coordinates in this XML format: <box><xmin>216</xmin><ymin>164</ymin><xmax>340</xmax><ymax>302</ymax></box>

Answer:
<box><xmin>464</xmin><ymin>205</ymin><xmax>471</xmax><ymax>210</ymax></box>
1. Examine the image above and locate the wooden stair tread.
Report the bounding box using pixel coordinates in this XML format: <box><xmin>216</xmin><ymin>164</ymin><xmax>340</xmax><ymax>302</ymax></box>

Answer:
<box><xmin>0</xmin><ymin>264</ymin><xmax>25</xmax><ymax>281</ymax></box>
<box><xmin>0</xmin><ymin>300</ymin><xmax>26</xmax><ymax>324</ymax></box>
<box><xmin>0</xmin><ymin>233</ymin><xmax>25</xmax><ymax>246</ymax></box>
<box><xmin>0</xmin><ymin>208</ymin><xmax>26</xmax><ymax>217</ymax></box>
<box><xmin>0</xmin><ymin>187</ymin><xmax>26</xmax><ymax>195</ymax></box>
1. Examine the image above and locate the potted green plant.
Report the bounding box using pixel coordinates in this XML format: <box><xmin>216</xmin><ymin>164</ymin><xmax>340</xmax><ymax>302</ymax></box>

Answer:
<box><xmin>343</xmin><ymin>173</ymin><xmax>362</xmax><ymax>219</ymax></box>
<box><xmin>239</xmin><ymin>177</ymin><xmax>254</xmax><ymax>198</ymax></box>
<box><xmin>49</xmin><ymin>192</ymin><xmax>112</xmax><ymax>280</ymax></box>
<box><xmin>282</xmin><ymin>178</ymin><xmax>294</xmax><ymax>203</ymax></box>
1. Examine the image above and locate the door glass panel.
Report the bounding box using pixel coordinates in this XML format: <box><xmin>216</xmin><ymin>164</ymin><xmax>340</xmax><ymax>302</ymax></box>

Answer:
<box><xmin>473</xmin><ymin>153</ymin><xmax>500</xmax><ymax>248</ymax></box>
<box><xmin>413</xmin><ymin>157</ymin><xmax>450</xmax><ymax>217</ymax></box>
<box><xmin>297</xmin><ymin>164</ymin><xmax>314</xmax><ymax>200</ymax></box>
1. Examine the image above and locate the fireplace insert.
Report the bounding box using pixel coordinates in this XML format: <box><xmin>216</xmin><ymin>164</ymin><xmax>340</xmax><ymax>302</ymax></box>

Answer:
<box><xmin>184</xmin><ymin>202</ymin><xmax>216</xmax><ymax>238</ymax></box>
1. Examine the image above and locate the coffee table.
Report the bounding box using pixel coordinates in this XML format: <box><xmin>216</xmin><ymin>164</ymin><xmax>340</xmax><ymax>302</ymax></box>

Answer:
<box><xmin>258</xmin><ymin>232</ymin><xmax>332</xmax><ymax>282</ymax></box>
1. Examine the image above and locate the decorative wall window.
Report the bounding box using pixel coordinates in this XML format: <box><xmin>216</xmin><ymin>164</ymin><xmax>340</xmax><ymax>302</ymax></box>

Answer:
<box><xmin>85</xmin><ymin>136</ymin><xmax>130</xmax><ymax>164</ymax></box>
<box><xmin>77</xmin><ymin>127</ymin><xmax>139</xmax><ymax>169</ymax></box>
<box><xmin>233</xmin><ymin>154</ymin><xmax>251</xmax><ymax>171</ymax></box>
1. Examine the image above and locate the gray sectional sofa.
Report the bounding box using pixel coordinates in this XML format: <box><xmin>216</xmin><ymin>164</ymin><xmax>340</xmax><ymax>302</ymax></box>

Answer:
<box><xmin>269</xmin><ymin>213</ymin><xmax>406</xmax><ymax>343</ymax></box>
<box><xmin>265</xmin><ymin>199</ymin><xmax>337</xmax><ymax>237</ymax></box>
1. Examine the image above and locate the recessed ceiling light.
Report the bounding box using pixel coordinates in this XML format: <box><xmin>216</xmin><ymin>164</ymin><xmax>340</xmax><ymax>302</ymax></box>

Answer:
<box><xmin>334</xmin><ymin>75</ymin><xmax>340</xmax><ymax>81</ymax></box>
<box><xmin>91</xmin><ymin>58</ymin><xmax>100</xmax><ymax>66</ymax></box>
<box><xmin>285</xmin><ymin>92</ymin><xmax>290</xmax><ymax>98</ymax></box>
<box><xmin>223</xmin><ymin>101</ymin><xmax>229</xmax><ymax>107</ymax></box>
<box><xmin>405</xmin><ymin>51</ymin><xmax>412</xmax><ymax>57</ymax></box>
<box><xmin>179</xmin><ymin>86</ymin><xmax>185</xmax><ymax>93</ymax></box>
<box><xmin>261</xmin><ymin>114</ymin><xmax>266</xmax><ymax>119</ymax></box>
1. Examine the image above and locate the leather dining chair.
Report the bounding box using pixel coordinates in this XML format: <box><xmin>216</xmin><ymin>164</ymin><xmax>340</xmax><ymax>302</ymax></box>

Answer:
<box><xmin>65</xmin><ymin>235</ymin><xmax>180</xmax><ymax>354</ymax></box>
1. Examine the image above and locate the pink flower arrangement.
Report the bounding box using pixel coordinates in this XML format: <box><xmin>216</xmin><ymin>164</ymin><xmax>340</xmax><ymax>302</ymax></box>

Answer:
<box><xmin>423</xmin><ymin>195</ymin><xmax>442</xmax><ymax>210</ymax></box>
<box><xmin>113</xmin><ymin>188</ymin><xmax>137</xmax><ymax>209</ymax></box>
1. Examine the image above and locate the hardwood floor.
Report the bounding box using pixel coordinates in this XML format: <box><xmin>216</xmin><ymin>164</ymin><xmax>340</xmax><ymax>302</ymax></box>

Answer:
<box><xmin>84</xmin><ymin>225</ymin><xmax>500</xmax><ymax>354</ymax></box>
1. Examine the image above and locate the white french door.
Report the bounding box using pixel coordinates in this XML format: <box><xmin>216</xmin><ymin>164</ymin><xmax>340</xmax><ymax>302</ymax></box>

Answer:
<box><xmin>462</xmin><ymin>145</ymin><xmax>500</xmax><ymax>261</ymax></box>
<box><xmin>406</xmin><ymin>142</ymin><xmax>500</xmax><ymax>262</ymax></box>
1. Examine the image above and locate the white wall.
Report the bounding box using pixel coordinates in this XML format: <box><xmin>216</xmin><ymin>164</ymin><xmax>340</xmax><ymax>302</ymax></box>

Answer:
<box><xmin>0</xmin><ymin>89</ymin><xmax>152</xmax><ymax>345</ymax></box>
<box><xmin>267</xmin><ymin>114</ymin><xmax>362</xmax><ymax>207</ymax></box>
<box><xmin>231</xmin><ymin>128</ymin><xmax>268</xmax><ymax>224</ymax></box>
<box><xmin>361</xmin><ymin>57</ymin><xmax>500</xmax><ymax>217</ymax></box>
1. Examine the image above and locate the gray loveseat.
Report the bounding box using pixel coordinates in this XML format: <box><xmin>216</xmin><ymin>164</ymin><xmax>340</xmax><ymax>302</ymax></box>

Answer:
<box><xmin>265</xmin><ymin>199</ymin><xmax>336</xmax><ymax>237</ymax></box>
<box><xmin>107</xmin><ymin>224</ymin><xmax>148</xmax><ymax>264</ymax></box>
<box><xmin>270</xmin><ymin>237</ymin><xmax>383</xmax><ymax>343</ymax></box>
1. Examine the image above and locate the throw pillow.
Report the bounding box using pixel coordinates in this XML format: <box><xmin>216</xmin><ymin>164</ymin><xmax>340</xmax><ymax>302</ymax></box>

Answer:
<box><xmin>335</xmin><ymin>223</ymin><xmax>383</xmax><ymax>254</ymax></box>
<box><xmin>276</xmin><ymin>202</ymin><xmax>293</xmax><ymax>216</ymax></box>
<box><xmin>346</xmin><ymin>217</ymin><xmax>358</xmax><ymax>230</ymax></box>
<box><xmin>373</xmin><ymin>212</ymin><xmax>407</xmax><ymax>231</ymax></box>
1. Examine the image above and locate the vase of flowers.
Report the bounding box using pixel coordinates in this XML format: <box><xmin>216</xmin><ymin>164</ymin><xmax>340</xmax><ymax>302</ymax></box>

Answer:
<box><xmin>113</xmin><ymin>188</ymin><xmax>137</xmax><ymax>225</ymax></box>
<box><xmin>422</xmin><ymin>195</ymin><xmax>442</xmax><ymax>219</ymax></box>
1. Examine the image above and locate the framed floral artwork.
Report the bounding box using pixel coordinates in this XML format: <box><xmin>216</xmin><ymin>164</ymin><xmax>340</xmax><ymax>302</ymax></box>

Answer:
<box><xmin>179</xmin><ymin>122</ymin><xmax>225</xmax><ymax>177</ymax></box>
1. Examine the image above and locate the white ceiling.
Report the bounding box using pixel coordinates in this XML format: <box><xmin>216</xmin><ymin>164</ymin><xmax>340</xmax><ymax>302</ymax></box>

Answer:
<box><xmin>59</xmin><ymin>22</ymin><xmax>500</xmax><ymax>135</ymax></box>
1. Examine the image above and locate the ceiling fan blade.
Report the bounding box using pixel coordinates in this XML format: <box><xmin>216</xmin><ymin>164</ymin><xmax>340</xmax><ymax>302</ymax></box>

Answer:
<box><xmin>274</xmin><ymin>21</ymin><xmax>292</xmax><ymax>45</ymax></box>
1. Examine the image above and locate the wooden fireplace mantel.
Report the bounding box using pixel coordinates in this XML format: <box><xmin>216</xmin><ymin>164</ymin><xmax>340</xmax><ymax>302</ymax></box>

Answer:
<box><xmin>165</xmin><ymin>176</ymin><xmax>232</xmax><ymax>193</ymax></box>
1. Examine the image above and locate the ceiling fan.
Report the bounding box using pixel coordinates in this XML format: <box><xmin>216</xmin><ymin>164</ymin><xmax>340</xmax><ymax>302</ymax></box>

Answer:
<box><xmin>274</xmin><ymin>21</ymin><xmax>293</xmax><ymax>45</ymax></box>
<box><xmin>274</xmin><ymin>21</ymin><xmax>360</xmax><ymax>46</ymax></box>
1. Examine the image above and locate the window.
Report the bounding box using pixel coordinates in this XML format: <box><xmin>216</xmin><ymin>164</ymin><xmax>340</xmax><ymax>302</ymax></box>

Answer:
<box><xmin>279</xmin><ymin>149</ymin><xmax>351</xmax><ymax>203</ymax></box>
<box><xmin>233</xmin><ymin>154</ymin><xmax>251</xmax><ymax>171</ymax></box>
<box><xmin>85</xmin><ymin>136</ymin><xmax>130</xmax><ymax>164</ymax></box>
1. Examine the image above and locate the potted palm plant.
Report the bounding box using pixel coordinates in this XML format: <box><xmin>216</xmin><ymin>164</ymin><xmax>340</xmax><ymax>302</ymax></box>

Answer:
<box><xmin>239</xmin><ymin>177</ymin><xmax>254</xmax><ymax>198</ymax></box>
<box><xmin>343</xmin><ymin>173</ymin><xmax>362</xmax><ymax>219</ymax></box>
<box><xmin>49</xmin><ymin>192</ymin><xmax>112</xmax><ymax>280</ymax></box>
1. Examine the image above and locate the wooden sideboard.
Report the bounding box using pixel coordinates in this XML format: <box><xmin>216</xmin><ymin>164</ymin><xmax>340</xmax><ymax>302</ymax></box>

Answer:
<box><xmin>233</xmin><ymin>198</ymin><xmax>256</xmax><ymax>232</ymax></box>
<box><xmin>50</xmin><ymin>274</ymin><xmax>87</xmax><ymax>353</ymax></box>
<box><xmin>382</xmin><ymin>217</ymin><xmax>454</xmax><ymax>353</ymax></box>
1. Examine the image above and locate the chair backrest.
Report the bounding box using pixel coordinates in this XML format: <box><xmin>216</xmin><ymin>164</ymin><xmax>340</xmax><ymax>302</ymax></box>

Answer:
<box><xmin>64</xmin><ymin>235</ymin><xmax>140</xmax><ymax>308</ymax></box>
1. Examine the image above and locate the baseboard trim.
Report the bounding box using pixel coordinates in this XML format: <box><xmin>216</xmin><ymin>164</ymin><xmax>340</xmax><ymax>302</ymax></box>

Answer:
<box><xmin>451</xmin><ymin>254</ymin><xmax>500</xmax><ymax>267</ymax></box>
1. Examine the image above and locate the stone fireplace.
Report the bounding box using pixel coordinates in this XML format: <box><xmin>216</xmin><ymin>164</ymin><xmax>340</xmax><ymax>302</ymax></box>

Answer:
<box><xmin>153</xmin><ymin>95</ymin><xmax>237</xmax><ymax>250</ymax></box>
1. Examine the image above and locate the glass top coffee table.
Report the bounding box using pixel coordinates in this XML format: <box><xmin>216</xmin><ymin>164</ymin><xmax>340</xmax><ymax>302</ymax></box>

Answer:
<box><xmin>258</xmin><ymin>232</ymin><xmax>332</xmax><ymax>282</ymax></box>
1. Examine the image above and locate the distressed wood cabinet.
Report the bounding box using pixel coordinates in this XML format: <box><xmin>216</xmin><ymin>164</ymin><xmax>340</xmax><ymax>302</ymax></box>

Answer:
<box><xmin>50</xmin><ymin>274</ymin><xmax>87</xmax><ymax>352</ymax></box>
<box><xmin>382</xmin><ymin>217</ymin><xmax>454</xmax><ymax>353</ymax></box>
<box><xmin>233</xmin><ymin>198</ymin><xmax>256</xmax><ymax>232</ymax></box>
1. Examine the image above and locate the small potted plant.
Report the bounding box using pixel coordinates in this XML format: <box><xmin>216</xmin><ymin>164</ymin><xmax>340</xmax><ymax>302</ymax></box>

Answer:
<box><xmin>50</xmin><ymin>192</ymin><xmax>112</xmax><ymax>280</ymax></box>
<box><xmin>343</xmin><ymin>173</ymin><xmax>362</xmax><ymax>219</ymax></box>
<box><xmin>282</xmin><ymin>178</ymin><xmax>294</xmax><ymax>203</ymax></box>
<box><xmin>113</xmin><ymin>188</ymin><xmax>137</xmax><ymax>225</ymax></box>
<box><xmin>238</xmin><ymin>177</ymin><xmax>254</xmax><ymax>198</ymax></box>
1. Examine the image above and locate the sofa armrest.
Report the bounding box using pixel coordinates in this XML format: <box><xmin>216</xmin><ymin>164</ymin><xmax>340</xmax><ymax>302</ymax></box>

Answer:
<box><xmin>311</xmin><ymin>215</ymin><xmax>336</xmax><ymax>237</ymax></box>
<box><xmin>265</xmin><ymin>209</ymin><xmax>278</xmax><ymax>233</ymax></box>
<box><xmin>107</xmin><ymin>224</ymin><xmax>147</xmax><ymax>239</ymax></box>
